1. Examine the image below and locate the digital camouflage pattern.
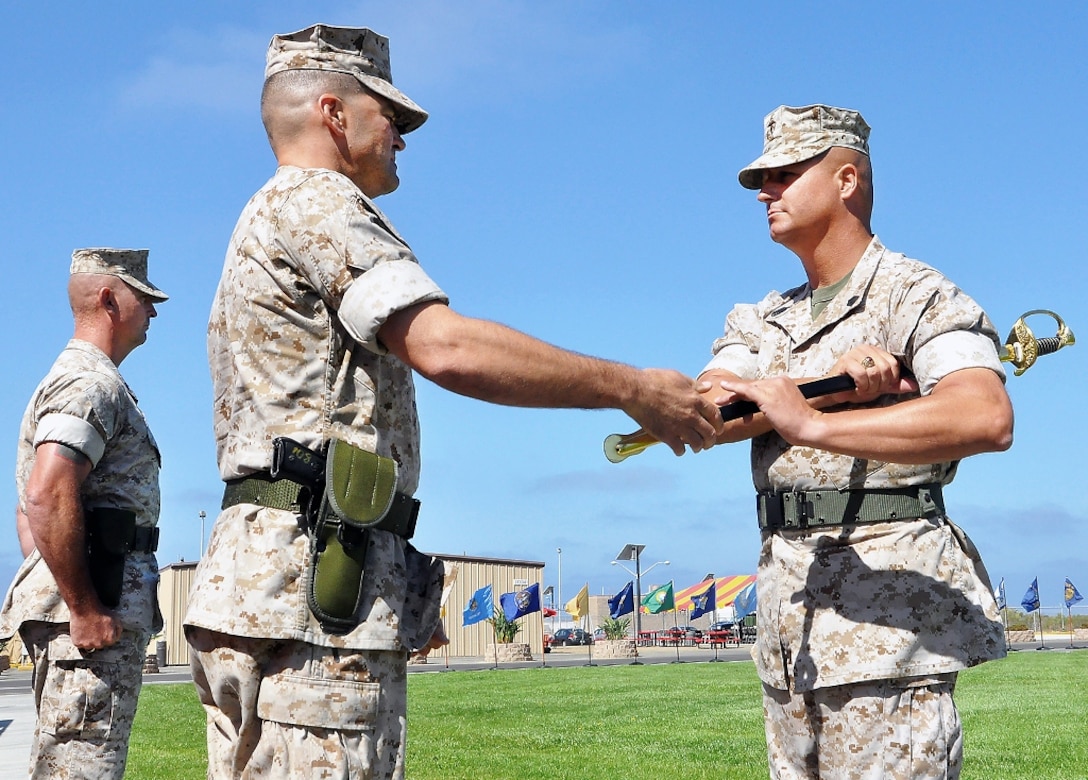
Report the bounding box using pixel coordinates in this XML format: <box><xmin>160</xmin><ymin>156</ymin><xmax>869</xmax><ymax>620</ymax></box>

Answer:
<box><xmin>265</xmin><ymin>24</ymin><xmax>428</xmax><ymax>135</ymax></box>
<box><xmin>703</xmin><ymin>237</ymin><xmax>1006</xmax><ymax>692</ymax></box>
<box><xmin>22</xmin><ymin>623</ymin><xmax>148</xmax><ymax>780</ymax></box>
<box><xmin>186</xmin><ymin>165</ymin><xmax>448</xmax><ymax>652</ymax></box>
<box><xmin>738</xmin><ymin>104</ymin><xmax>872</xmax><ymax>190</ymax></box>
<box><xmin>763</xmin><ymin>675</ymin><xmax>963</xmax><ymax>780</ymax></box>
<box><xmin>188</xmin><ymin>628</ymin><xmax>408</xmax><ymax>778</ymax></box>
<box><xmin>0</xmin><ymin>339</ymin><xmax>162</xmax><ymax>638</ymax></box>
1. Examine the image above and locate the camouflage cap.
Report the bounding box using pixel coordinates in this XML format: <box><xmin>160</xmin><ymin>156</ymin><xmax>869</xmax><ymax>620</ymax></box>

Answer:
<box><xmin>738</xmin><ymin>104</ymin><xmax>870</xmax><ymax>190</ymax></box>
<box><xmin>265</xmin><ymin>24</ymin><xmax>428</xmax><ymax>134</ymax></box>
<box><xmin>70</xmin><ymin>248</ymin><xmax>169</xmax><ymax>301</ymax></box>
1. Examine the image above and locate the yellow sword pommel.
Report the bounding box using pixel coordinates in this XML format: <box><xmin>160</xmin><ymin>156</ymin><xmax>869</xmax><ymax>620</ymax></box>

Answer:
<box><xmin>1000</xmin><ymin>309</ymin><xmax>1075</xmax><ymax>376</ymax></box>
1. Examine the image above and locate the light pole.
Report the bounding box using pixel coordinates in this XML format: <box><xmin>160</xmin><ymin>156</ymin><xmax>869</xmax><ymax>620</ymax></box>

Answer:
<box><xmin>612</xmin><ymin>544</ymin><xmax>669</xmax><ymax>640</ymax></box>
<box><xmin>556</xmin><ymin>547</ymin><xmax>562</xmax><ymax>628</ymax></box>
<box><xmin>199</xmin><ymin>510</ymin><xmax>206</xmax><ymax>558</ymax></box>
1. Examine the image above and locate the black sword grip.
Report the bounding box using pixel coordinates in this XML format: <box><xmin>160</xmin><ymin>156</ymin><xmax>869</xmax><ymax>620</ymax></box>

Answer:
<box><xmin>719</xmin><ymin>374</ymin><xmax>857</xmax><ymax>422</ymax></box>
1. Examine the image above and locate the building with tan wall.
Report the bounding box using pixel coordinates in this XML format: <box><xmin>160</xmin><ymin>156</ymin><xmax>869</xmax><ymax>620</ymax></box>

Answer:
<box><xmin>155</xmin><ymin>553</ymin><xmax>547</xmax><ymax>666</ymax></box>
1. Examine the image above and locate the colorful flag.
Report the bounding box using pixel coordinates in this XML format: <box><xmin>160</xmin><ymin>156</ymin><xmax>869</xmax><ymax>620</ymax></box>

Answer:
<box><xmin>642</xmin><ymin>581</ymin><xmax>674</xmax><ymax>614</ymax></box>
<box><xmin>608</xmin><ymin>581</ymin><xmax>635</xmax><ymax>619</ymax></box>
<box><xmin>462</xmin><ymin>585</ymin><xmax>494</xmax><ymax>627</ymax></box>
<box><xmin>565</xmin><ymin>583</ymin><xmax>589</xmax><ymax>621</ymax></box>
<box><xmin>690</xmin><ymin>581</ymin><xmax>716</xmax><ymax>620</ymax></box>
<box><xmin>1064</xmin><ymin>578</ymin><xmax>1083</xmax><ymax>608</ymax></box>
<box><xmin>500</xmin><ymin>583</ymin><xmax>541</xmax><ymax>621</ymax></box>
<box><xmin>995</xmin><ymin>578</ymin><xmax>1006</xmax><ymax>610</ymax></box>
<box><xmin>1021</xmin><ymin>578</ymin><xmax>1040</xmax><ymax>613</ymax></box>
<box><xmin>733</xmin><ymin>581</ymin><xmax>757</xmax><ymax>620</ymax></box>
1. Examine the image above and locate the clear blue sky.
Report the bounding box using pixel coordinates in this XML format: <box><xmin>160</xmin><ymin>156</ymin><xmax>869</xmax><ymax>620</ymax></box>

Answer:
<box><xmin>2</xmin><ymin>1</ymin><xmax>1086</xmax><ymax>618</ymax></box>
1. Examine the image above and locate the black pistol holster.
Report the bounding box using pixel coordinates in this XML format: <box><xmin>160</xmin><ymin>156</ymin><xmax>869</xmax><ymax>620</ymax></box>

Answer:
<box><xmin>85</xmin><ymin>508</ymin><xmax>158</xmax><ymax>608</ymax></box>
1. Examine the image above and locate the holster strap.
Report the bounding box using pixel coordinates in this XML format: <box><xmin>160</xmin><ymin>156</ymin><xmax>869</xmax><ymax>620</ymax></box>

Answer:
<box><xmin>85</xmin><ymin>508</ymin><xmax>159</xmax><ymax>553</ymax></box>
<box><xmin>757</xmin><ymin>484</ymin><xmax>944</xmax><ymax>531</ymax></box>
<box><xmin>222</xmin><ymin>474</ymin><xmax>420</xmax><ymax>540</ymax></box>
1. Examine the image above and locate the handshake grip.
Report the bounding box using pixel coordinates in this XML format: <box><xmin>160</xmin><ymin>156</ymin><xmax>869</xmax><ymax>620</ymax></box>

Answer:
<box><xmin>604</xmin><ymin>374</ymin><xmax>855</xmax><ymax>463</ymax></box>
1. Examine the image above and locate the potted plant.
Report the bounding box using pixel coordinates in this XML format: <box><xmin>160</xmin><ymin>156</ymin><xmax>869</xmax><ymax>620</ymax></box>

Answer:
<box><xmin>485</xmin><ymin>608</ymin><xmax>532</xmax><ymax>662</ymax></box>
<box><xmin>595</xmin><ymin>616</ymin><xmax>637</xmax><ymax>659</ymax></box>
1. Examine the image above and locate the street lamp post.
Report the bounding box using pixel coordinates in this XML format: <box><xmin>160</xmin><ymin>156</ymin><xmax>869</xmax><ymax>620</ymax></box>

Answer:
<box><xmin>612</xmin><ymin>544</ymin><xmax>669</xmax><ymax>641</ymax></box>
<box><xmin>556</xmin><ymin>547</ymin><xmax>562</xmax><ymax>628</ymax></box>
<box><xmin>199</xmin><ymin>510</ymin><xmax>206</xmax><ymax>558</ymax></box>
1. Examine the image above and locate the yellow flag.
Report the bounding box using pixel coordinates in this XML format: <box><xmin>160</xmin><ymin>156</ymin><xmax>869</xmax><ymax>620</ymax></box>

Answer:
<box><xmin>565</xmin><ymin>583</ymin><xmax>589</xmax><ymax>621</ymax></box>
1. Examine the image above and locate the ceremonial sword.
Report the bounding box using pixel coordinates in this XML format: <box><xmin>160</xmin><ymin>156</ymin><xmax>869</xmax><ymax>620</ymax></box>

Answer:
<box><xmin>603</xmin><ymin>309</ymin><xmax>1075</xmax><ymax>464</ymax></box>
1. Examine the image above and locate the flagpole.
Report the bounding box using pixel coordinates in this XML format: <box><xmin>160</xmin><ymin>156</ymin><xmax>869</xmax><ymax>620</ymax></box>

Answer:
<box><xmin>539</xmin><ymin>603</ymin><xmax>548</xmax><ymax>667</ymax></box>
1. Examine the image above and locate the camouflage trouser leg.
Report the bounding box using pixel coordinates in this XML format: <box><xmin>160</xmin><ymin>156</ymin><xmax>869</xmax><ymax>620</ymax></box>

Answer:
<box><xmin>21</xmin><ymin>621</ymin><xmax>147</xmax><ymax>780</ymax></box>
<box><xmin>763</xmin><ymin>674</ymin><xmax>962</xmax><ymax>780</ymax></box>
<box><xmin>186</xmin><ymin>626</ymin><xmax>409</xmax><ymax>780</ymax></box>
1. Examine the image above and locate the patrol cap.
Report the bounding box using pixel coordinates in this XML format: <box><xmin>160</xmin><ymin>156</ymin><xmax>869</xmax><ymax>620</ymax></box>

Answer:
<box><xmin>738</xmin><ymin>104</ymin><xmax>870</xmax><ymax>190</ymax></box>
<box><xmin>265</xmin><ymin>23</ymin><xmax>428</xmax><ymax>134</ymax></box>
<box><xmin>70</xmin><ymin>248</ymin><xmax>169</xmax><ymax>302</ymax></box>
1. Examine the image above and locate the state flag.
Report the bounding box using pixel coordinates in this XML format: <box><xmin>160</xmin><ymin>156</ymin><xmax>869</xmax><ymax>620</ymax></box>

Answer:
<box><xmin>642</xmin><ymin>581</ymin><xmax>674</xmax><ymax>614</ymax></box>
<box><xmin>565</xmin><ymin>583</ymin><xmax>589</xmax><ymax>621</ymax></box>
<box><xmin>462</xmin><ymin>585</ymin><xmax>494</xmax><ymax>627</ymax></box>
<box><xmin>1065</xmin><ymin>578</ymin><xmax>1083</xmax><ymax>608</ymax></box>
<box><xmin>1021</xmin><ymin>578</ymin><xmax>1040</xmax><ymax>613</ymax></box>
<box><xmin>500</xmin><ymin>583</ymin><xmax>541</xmax><ymax>621</ymax></box>
<box><xmin>608</xmin><ymin>581</ymin><xmax>635</xmax><ymax>619</ymax></box>
<box><xmin>690</xmin><ymin>581</ymin><xmax>716</xmax><ymax>620</ymax></box>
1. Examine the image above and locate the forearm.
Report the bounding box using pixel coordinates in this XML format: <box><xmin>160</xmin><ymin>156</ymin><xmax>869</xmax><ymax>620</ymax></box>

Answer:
<box><xmin>760</xmin><ymin>368</ymin><xmax>1014</xmax><ymax>463</ymax></box>
<box><xmin>409</xmin><ymin>313</ymin><xmax>638</xmax><ymax>410</ymax></box>
<box><xmin>16</xmin><ymin>506</ymin><xmax>35</xmax><ymax>557</ymax></box>
<box><xmin>698</xmin><ymin>369</ymin><xmax>852</xmax><ymax>444</ymax></box>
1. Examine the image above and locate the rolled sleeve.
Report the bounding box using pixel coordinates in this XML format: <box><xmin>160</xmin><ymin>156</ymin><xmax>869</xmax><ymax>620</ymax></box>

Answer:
<box><xmin>338</xmin><ymin>260</ymin><xmax>448</xmax><ymax>353</ymax></box>
<box><xmin>913</xmin><ymin>330</ymin><xmax>1006</xmax><ymax>395</ymax></box>
<box><xmin>34</xmin><ymin>412</ymin><xmax>106</xmax><ymax>466</ymax></box>
<box><xmin>702</xmin><ymin>303</ymin><xmax>763</xmax><ymax>377</ymax></box>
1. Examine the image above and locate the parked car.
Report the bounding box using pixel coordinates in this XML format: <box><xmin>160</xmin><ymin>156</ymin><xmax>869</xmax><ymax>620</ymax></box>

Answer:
<box><xmin>551</xmin><ymin>628</ymin><xmax>593</xmax><ymax>646</ymax></box>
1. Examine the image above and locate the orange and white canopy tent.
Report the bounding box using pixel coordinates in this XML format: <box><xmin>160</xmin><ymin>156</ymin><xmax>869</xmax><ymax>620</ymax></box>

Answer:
<box><xmin>668</xmin><ymin>574</ymin><xmax>756</xmax><ymax>613</ymax></box>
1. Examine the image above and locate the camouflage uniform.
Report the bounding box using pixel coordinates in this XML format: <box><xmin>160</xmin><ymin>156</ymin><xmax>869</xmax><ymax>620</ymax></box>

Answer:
<box><xmin>185</xmin><ymin>161</ymin><xmax>448</xmax><ymax>775</ymax></box>
<box><xmin>0</xmin><ymin>338</ymin><xmax>163</xmax><ymax>779</ymax></box>
<box><xmin>703</xmin><ymin>236</ymin><xmax>1006</xmax><ymax>779</ymax></box>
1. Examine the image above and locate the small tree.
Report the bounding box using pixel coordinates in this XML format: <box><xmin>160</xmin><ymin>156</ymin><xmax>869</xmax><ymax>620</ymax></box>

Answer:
<box><xmin>488</xmin><ymin>607</ymin><xmax>522</xmax><ymax>643</ymax></box>
<box><xmin>599</xmin><ymin>616</ymin><xmax>632</xmax><ymax>640</ymax></box>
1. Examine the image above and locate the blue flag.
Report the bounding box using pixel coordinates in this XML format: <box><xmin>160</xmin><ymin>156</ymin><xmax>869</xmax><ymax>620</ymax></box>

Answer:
<box><xmin>608</xmin><ymin>581</ymin><xmax>634</xmax><ymax>619</ymax></box>
<box><xmin>1065</xmin><ymin>578</ymin><xmax>1083</xmax><ymax>608</ymax></box>
<box><xmin>463</xmin><ymin>585</ymin><xmax>494</xmax><ymax>627</ymax></box>
<box><xmin>500</xmin><ymin>583</ymin><xmax>541</xmax><ymax>621</ymax></box>
<box><xmin>995</xmin><ymin>578</ymin><xmax>1006</xmax><ymax>610</ymax></box>
<box><xmin>1021</xmin><ymin>578</ymin><xmax>1040</xmax><ymax>613</ymax></box>
<box><xmin>690</xmin><ymin>581</ymin><xmax>716</xmax><ymax>620</ymax></box>
<box><xmin>734</xmin><ymin>581</ymin><xmax>757</xmax><ymax>620</ymax></box>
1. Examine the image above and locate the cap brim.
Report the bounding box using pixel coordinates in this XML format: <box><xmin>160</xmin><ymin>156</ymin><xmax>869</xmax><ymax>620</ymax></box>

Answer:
<box><xmin>738</xmin><ymin>146</ymin><xmax>832</xmax><ymax>190</ymax></box>
<box><xmin>358</xmin><ymin>74</ymin><xmax>428</xmax><ymax>134</ymax></box>
<box><xmin>123</xmin><ymin>275</ymin><xmax>169</xmax><ymax>302</ymax></box>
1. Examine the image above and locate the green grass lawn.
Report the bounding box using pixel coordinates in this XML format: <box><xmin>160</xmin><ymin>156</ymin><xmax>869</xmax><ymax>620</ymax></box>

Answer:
<box><xmin>126</xmin><ymin>650</ymin><xmax>1088</xmax><ymax>779</ymax></box>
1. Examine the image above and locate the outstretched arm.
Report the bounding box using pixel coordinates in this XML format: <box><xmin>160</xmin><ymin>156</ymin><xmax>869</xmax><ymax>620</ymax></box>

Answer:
<box><xmin>379</xmin><ymin>301</ymin><xmax>725</xmax><ymax>456</ymax></box>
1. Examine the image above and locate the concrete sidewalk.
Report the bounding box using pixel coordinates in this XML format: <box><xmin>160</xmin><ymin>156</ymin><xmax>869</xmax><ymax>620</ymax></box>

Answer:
<box><xmin>0</xmin><ymin>669</ymin><xmax>36</xmax><ymax>773</ymax></box>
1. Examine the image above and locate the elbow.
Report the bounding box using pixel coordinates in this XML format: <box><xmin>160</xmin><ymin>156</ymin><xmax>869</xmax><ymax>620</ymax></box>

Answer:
<box><xmin>985</xmin><ymin>400</ymin><xmax>1015</xmax><ymax>453</ymax></box>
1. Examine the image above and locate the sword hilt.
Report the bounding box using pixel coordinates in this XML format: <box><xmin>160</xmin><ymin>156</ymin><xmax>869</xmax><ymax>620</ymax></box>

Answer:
<box><xmin>1001</xmin><ymin>309</ymin><xmax>1075</xmax><ymax>376</ymax></box>
<box><xmin>604</xmin><ymin>308</ymin><xmax>1075</xmax><ymax>463</ymax></box>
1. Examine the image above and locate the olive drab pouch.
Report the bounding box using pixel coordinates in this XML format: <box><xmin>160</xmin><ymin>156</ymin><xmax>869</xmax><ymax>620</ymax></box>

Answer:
<box><xmin>85</xmin><ymin>508</ymin><xmax>137</xmax><ymax>608</ymax></box>
<box><xmin>307</xmin><ymin>439</ymin><xmax>399</xmax><ymax>634</ymax></box>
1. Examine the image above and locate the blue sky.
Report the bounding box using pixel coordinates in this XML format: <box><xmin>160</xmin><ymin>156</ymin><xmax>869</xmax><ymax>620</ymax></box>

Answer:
<box><xmin>2</xmin><ymin>1</ymin><xmax>1086</xmax><ymax>619</ymax></box>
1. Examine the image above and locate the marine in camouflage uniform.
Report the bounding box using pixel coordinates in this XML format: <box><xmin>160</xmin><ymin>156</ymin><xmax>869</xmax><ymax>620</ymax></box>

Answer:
<box><xmin>700</xmin><ymin>105</ymin><xmax>1012</xmax><ymax>780</ymax></box>
<box><xmin>185</xmin><ymin>24</ymin><xmax>722</xmax><ymax>780</ymax></box>
<box><xmin>0</xmin><ymin>248</ymin><xmax>167</xmax><ymax>779</ymax></box>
